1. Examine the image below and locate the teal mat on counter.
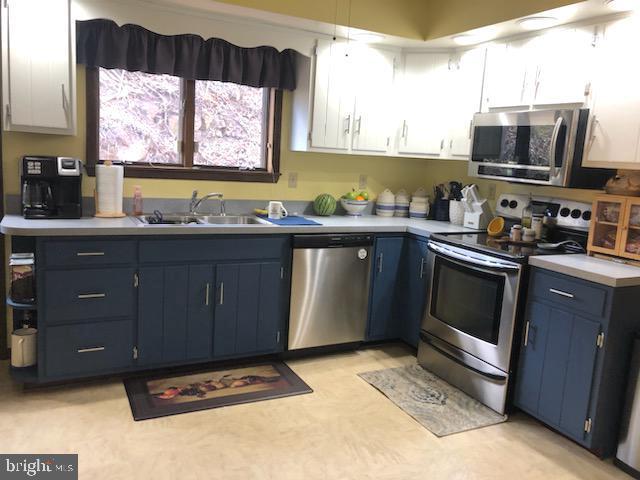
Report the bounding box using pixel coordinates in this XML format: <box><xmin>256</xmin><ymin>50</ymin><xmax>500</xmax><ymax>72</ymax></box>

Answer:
<box><xmin>259</xmin><ymin>215</ymin><xmax>321</xmax><ymax>226</ymax></box>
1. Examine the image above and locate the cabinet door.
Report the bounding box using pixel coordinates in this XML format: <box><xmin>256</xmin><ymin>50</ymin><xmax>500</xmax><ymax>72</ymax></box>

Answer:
<box><xmin>620</xmin><ymin>198</ymin><xmax>640</xmax><ymax>261</ymax></box>
<box><xmin>400</xmin><ymin>239</ymin><xmax>429</xmax><ymax>348</ymax></box>
<box><xmin>311</xmin><ymin>40</ymin><xmax>354</xmax><ymax>150</ymax></box>
<box><xmin>214</xmin><ymin>262</ymin><xmax>283</xmax><ymax>357</ymax></box>
<box><xmin>351</xmin><ymin>46</ymin><xmax>396</xmax><ymax>153</ymax></box>
<box><xmin>448</xmin><ymin>47</ymin><xmax>486</xmax><ymax>157</ymax></box>
<box><xmin>2</xmin><ymin>0</ymin><xmax>74</xmax><ymax>133</ymax></box>
<box><xmin>514</xmin><ymin>300</ymin><xmax>551</xmax><ymax>414</ymax></box>
<box><xmin>533</xmin><ymin>27</ymin><xmax>593</xmax><ymax>106</ymax></box>
<box><xmin>585</xmin><ymin>17</ymin><xmax>640</xmax><ymax>167</ymax></box>
<box><xmin>368</xmin><ymin>237</ymin><xmax>404</xmax><ymax>340</ymax></box>
<box><xmin>138</xmin><ymin>265</ymin><xmax>214</xmax><ymax>365</ymax></box>
<box><xmin>588</xmin><ymin>195</ymin><xmax>627</xmax><ymax>257</ymax></box>
<box><xmin>485</xmin><ymin>39</ymin><xmax>534</xmax><ymax>109</ymax></box>
<box><xmin>397</xmin><ymin>53</ymin><xmax>449</xmax><ymax>156</ymax></box>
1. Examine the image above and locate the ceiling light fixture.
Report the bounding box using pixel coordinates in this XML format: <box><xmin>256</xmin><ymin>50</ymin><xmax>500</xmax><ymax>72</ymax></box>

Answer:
<box><xmin>604</xmin><ymin>0</ymin><xmax>639</xmax><ymax>11</ymax></box>
<box><xmin>517</xmin><ymin>16</ymin><xmax>559</xmax><ymax>30</ymax></box>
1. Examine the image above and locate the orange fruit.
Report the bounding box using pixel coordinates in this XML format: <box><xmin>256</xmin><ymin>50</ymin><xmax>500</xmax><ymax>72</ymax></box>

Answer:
<box><xmin>356</xmin><ymin>195</ymin><xmax>365</xmax><ymax>201</ymax></box>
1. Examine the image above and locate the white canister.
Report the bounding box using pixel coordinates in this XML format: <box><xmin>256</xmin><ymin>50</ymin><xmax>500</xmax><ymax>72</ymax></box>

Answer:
<box><xmin>11</xmin><ymin>326</ymin><xmax>37</xmax><ymax>368</ymax></box>
<box><xmin>412</xmin><ymin>187</ymin><xmax>429</xmax><ymax>203</ymax></box>
<box><xmin>409</xmin><ymin>201</ymin><xmax>429</xmax><ymax>219</ymax></box>
<box><xmin>394</xmin><ymin>189</ymin><xmax>410</xmax><ymax>217</ymax></box>
<box><xmin>449</xmin><ymin>200</ymin><xmax>465</xmax><ymax>226</ymax></box>
<box><xmin>376</xmin><ymin>189</ymin><xmax>395</xmax><ymax>217</ymax></box>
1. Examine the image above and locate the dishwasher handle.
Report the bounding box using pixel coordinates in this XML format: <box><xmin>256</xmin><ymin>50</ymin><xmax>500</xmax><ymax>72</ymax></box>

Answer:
<box><xmin>293</xmin><ymin>234</ymin><xmax>373</xmax><ymax>248</ymax></box>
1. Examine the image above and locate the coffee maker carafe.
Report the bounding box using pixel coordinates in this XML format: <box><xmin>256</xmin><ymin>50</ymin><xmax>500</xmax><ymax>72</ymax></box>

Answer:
<box><xmin>21</xmin><ymin>156</ymin><xmax>82</xmax><ymax>219</ymax></box>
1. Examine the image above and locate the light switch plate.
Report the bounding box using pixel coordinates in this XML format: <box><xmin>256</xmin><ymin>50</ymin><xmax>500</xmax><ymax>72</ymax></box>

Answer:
<box><xmin>359</xmin><ymin>174</ymin><xmax>367</xmax><ymax>190</ymax></box>
<box><xmin>288</xmin><ymin>172</ymin><xmax>298</xmax><ymax>188</ymax></box>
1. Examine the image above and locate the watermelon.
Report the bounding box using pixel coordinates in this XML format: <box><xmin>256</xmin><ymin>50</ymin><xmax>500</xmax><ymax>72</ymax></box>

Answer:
<box><xmin>313</xmin><ymin>194</ymin><xmax>337</xmax><ymax>216</ymax></box>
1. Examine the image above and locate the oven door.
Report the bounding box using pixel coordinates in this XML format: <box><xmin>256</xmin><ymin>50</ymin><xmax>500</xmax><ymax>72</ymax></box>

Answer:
<box><xmin>423</xmin><ymin>241</ymin><xmax>522</xmax><ymax>372</ymax></box>
<box><xmin>468</xmin><ymin>109</ymin><xmax>581</xmax><ymax>186</ymax></box>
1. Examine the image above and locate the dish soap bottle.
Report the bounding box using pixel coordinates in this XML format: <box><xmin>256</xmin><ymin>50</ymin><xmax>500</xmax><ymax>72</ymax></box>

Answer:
<box><xmin>133</xmin><ymin>185</ymin><xmax>143</xmax><ymax>216</ymax></box>
<box><xmin>522</xmin><ymin>195</ymin><xmax>533</xmax><ymax>229</ymax></box>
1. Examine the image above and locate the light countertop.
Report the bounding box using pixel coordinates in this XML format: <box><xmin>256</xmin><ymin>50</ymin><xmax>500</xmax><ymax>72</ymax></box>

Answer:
<box><xmin>0</xmin><ymin>214</ymin><xmax>478</xmax><ymax>237</ymax></box>
<box><xmin>529</xmin><ymin>254</ymin><xmax>640</xmax><ymax>288</ymax></box>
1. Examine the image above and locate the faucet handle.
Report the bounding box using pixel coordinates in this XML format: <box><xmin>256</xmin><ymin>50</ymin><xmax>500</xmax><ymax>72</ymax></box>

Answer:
<box><xmin>191</xmin><ymin>190</ymin><xmax>198</xmax><ymax>200</ymax></box>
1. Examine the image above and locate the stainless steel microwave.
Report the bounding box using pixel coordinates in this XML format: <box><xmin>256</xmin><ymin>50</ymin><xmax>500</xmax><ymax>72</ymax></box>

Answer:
<box><xmin>468</xmin><ymin>108</ymin><xmax>614</xmax><ymax>188</ymax></box>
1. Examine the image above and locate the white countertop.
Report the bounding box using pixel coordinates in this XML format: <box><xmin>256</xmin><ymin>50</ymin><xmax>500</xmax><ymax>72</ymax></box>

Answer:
<box><xmin>529</xmin><ymin>254</ymin><xmax>640</xmax><ymax>288</ymax></box>
<box><xmin>0</xmin><ymin>214</ymin><xmax>478</xmax><ymax>237</ymax></box>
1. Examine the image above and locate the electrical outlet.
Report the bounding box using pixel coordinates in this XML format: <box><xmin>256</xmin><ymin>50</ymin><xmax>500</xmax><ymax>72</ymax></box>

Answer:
<box><xmin>288</xmin><ymin>172</ymin><xmax>298</xmax><ymax>188</ymax></box>
<box><xmin>487</xmin><ymin>183</ymin><xmax>496</xmax><ymax>200</ymax></box>
<box><xmin>359</xmin><ymin>174</ymin><xmax>368</xmax><ymax>190</ymax></box>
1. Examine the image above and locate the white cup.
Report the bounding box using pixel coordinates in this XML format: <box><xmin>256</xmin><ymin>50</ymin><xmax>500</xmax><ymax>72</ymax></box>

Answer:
<box><xmin>11</xmin><ymin>327</ymin><xmax>37</xmax><ymax>368</ymax></box>
<box><xmin>268</xmin><ymin>201</ymin><xmax>288</xmax><ymax>220</ymax></box>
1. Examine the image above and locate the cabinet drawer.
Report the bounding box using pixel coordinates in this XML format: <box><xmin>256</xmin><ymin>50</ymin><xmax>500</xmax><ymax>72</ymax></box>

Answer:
<box><xmin>139</xmin><ymin>236</ymin><xmax>288</xmax><ymax>263</ymax></box>
<box><xmin>530</xmin><ymin>269</ymin><xmax>608</xmax><ymax>317</ymax></box>
<box><xmin>43</xmin><ymin>240</ymin><xmax>136</xmax><ymax>267</ymax></box>
<box><xmin>44</xmin><ymin>268</ymin><xmax>135</xmax><ymax>323</ymax></box>
<box><xmin>45</xmin><ymin>320</ymin><xmax>133</xmax><ymax>378</ymax></box>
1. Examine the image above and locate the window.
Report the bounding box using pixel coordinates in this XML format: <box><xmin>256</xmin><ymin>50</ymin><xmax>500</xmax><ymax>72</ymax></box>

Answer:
<box><xmin>87</xmin><ymin>67</ymin><xmax>282</xmax><ymax>182</ymax></box>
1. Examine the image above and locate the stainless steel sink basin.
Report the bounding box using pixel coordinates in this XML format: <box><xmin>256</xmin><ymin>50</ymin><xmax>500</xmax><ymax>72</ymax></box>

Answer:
<box><xmin>136</xmin><ymin>214</ymin><xmax>268</xmax><ymax>225</ymax></box>
<box><xmin>198</xmin><ymin>215</ymin><xmax>269</xmax><ymax>225</ymax></box>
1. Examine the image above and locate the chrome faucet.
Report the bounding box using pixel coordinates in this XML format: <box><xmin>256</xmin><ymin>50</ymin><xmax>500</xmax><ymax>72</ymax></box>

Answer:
<box><xmin>189</xmin><ymin>190</ymin><xmax>226</xmax><ymax>216</ymax></box>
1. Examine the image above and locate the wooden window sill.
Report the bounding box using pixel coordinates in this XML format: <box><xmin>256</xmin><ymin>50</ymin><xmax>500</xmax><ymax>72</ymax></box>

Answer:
<box><xmin>86</xmin><ymin>165</ymin><xmax>281</xmax><ymax>183</ymax></box>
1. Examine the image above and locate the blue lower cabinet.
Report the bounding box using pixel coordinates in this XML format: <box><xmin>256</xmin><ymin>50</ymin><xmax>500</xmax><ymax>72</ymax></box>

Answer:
<box><xmin>399</xmin><ymin>238</ymin><xmax>429</xmax><ymax>348</ymax></box>
<box><xmin>214</xmin><ymin>262</ymin><xmax>284</xmax><ymax>358</ymax></box>
<box><xmin>137</xmin><ymin>265</ymin><xmax>214</xmax><ymax>365</ymax></box>
<box><xmin>367</xmin><ymin>237</ymin><xmax>404</xmax><ymax>341</ymax></box>
<box><xmin>514</xmin><ymin>267</ymin><xmax>640</xmax><ymax>457</ymax></box>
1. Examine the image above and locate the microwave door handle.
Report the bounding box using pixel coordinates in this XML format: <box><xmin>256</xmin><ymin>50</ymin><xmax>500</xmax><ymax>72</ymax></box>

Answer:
<box><xmin>549</xmin><ymin>117</ymin><xmax>563</xmax><ymax>177</ymax></box>
<box><xmin>428</xmin><ymin>242</ymin><xmax>520</xmax><ymax>272</ymax></box>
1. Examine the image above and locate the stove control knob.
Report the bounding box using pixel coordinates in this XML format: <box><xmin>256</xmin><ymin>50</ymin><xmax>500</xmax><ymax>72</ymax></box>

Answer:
<box><xmin>560</xmin><ymin>207</ymin><xmax>571</xmax><ymax>217</ymax></box>
<box><xmin>500</xmin><ymin>199</ymin><xmax>509</xmax><ymax>208</ymax></box>
<box><xmin>582</xmin><ymin>211</ymin><xmax>592</xmax><ymax>221</ymax></box>
<box><xmin>509</xmin><ymin>200</ymin><xmax>518</xmax><ymax>209</ymax></box>
<box><xmin>571</xmin><ymin>209</ymin><xmax>582</xmax><ymax>219</ymax></box>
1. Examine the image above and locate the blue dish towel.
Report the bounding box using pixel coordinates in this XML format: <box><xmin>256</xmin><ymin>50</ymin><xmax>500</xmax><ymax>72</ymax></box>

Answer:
<box><xmin>259</xmin><ymin>215</ymin><xmax>321</xmax><ymax>226</ymax></box>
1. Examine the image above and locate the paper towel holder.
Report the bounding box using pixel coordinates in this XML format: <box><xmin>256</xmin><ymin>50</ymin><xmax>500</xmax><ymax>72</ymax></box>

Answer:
<box><xmin>94</xmin><ymin>160</ymin><xmax>127</xmax><ymax>218</ymax></box>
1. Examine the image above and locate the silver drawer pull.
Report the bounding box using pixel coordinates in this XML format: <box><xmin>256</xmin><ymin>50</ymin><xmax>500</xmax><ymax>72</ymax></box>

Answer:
<box><xmin>77</xmin><ymin>293</ymin><xmax>106</xmax><ymax>299</ymax></box>
<box><xmin>76</xmin><ymin>252</ymin><xmax>105</xmax><ymax>257</ymax></box>
<box><xmin>219</xmin><ymin>282</ymin><xmax>224</xmax><ymax>305</ymax></box>
<box><xmin>77</xmin><ymin>346</ymin><xmax>105</xmax><ymax>353</ymax></box>
<box><xmin>549</xmin><ymin>288</ymin><xmax>574</xmax><ymax>299</ymax></box>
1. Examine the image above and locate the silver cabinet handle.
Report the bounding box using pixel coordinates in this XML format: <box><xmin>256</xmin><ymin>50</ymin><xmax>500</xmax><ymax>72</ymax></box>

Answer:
<box><xmin>205</xmin><ymin>283</ymin><xmax>211</xmax><ymax>306</ymax></box>
<box><xmin>219</xmin><ymin>282</ymin><xmax>224</xmax><ymax>305</ymax></box>
<box><xmin>344</xmin><ymin>115</ymin><xmax>351</xmax><ymax>134</ymax></box>
<box><xmin>401</xmin><ymin>120</ymin><xmax>407</xmax><ymax>139</ymax></box>
<box><xmin>77</xmin><ymin>252</ymin><xmax>105</xmax><ymax>257</ymax></box>
<box><xmin>549</xmin><ymin>288</ymin><xmax>574</xmax><ymax>299</ymax></box>
<box><xmin>440</xmin><ymin>139</ymin><xmax>445</xmax><ymax>150</ymax></box>
<box><xmin>524</xmin><ymin>321</ymin><xmax>530</xmax><ymax>347</ymax></box>
<box><xmin>377</xmin><ymin>253</ymin><xmax>384</xmax><ymax>274</ymax></box>
<box><xmin>355</xmin><ymin>115</ymin><xmax>362</xmax><ymax>134</ymax></box>
<box><xmin>77</xmin><ymin>346</ymin><xmax>105</xmax><ymax>353</ymax></box>
<box><xmin>77</xmin><ymin>293</ymin><xmax>106</xmax><ymax>299</ymax></box>
<box><xmin>419</xmin><ymin>257</ymin><xmax>426</xmax><ymax>279</ymax></box>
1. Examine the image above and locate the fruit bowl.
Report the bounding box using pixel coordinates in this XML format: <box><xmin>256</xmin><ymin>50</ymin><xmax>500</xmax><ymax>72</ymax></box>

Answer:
<box><xmin>341</xmin><ymin>198</ymin><xmax>369</xmax><ymax>216</ymax></box>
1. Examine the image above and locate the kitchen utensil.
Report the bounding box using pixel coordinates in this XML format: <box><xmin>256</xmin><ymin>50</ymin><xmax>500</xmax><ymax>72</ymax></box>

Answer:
<box><xmin>268</xmin><ymin>201</ymin><xmax>288</xmax><ymax>220</ymax></box>
<box><xmin>537</xmin><ymin>240</ymin><xmax>585</xmax><ymax>251</ymax></box>
<box><xmin>448</xmin><ymin>181</ymin><xmax>463</xmax><ymax>201</ymax></box>
<box><xmin>461</xmin><ymin>184</ymin><xmax>492</xmax><ymax>229</ymax></box>
<box><xmin>11</xmin><ymin>325</ymin><xmax>37</xmax><ymax>368</ymax></box>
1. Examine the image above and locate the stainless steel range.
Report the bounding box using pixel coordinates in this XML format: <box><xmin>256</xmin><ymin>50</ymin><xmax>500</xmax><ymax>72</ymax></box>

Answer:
<box><xmin>418</xmin><ymin>194</ymin><xmax>592</xmax><ymax>414</ymax></box>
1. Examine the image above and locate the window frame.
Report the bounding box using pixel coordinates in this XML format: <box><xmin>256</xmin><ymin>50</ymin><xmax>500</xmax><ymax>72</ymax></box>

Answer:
<box><xmin>85</xmin><ymin>67</ymin><xmax>282</xmax><ymax>183</ymax></box>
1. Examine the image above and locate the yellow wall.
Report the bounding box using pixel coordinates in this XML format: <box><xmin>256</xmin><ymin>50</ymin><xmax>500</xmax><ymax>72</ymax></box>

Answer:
<box><xmin>1</xmin><ymin>66</ymin><xmax>437</xmax><ymax>205</ymax></box>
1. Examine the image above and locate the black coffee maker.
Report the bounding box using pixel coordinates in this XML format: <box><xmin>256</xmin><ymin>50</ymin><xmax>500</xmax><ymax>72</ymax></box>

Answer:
<box><xmin>21</xmin><ymin>156</ymin><xmax>82</xmax><ymax>219</ymax></box>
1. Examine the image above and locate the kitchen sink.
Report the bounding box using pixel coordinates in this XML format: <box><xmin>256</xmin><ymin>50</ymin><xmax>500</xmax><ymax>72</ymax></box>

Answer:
<box><xmin>136</xmin><ymin>214</ymin><xmax>268</xmax><ymax>225</ymax></box>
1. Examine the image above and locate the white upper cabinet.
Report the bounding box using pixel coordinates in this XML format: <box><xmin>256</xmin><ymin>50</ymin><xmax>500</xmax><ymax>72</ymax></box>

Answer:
<box><xmin>350</xmin><ymin>46</ymin><xmax>396</xmax><ymax>153</ymax></box>
<box><xmin>447</xmin><ymin>47</ymin><xmax>486</xmax><ymax>157</ymax></box>
<box><xmin>310</xmin><ymin>40</ymin><xmax>354</xmax><ymax>150</ymax></box>
<box><xmin>1</xmin><ymin>0</ymin><xmax>75</xmax><ymax>134</ymax></box>
<box><xmin>584</xmin><ymin>16</ymin><xmax>640</xmax><ymax>167</ymax></box>
<box><xmin>484</xmin><ymin>38</ymin><xmax>534</xmax><ymax>109</ymax></box>
<box><xmin>397</xmin><ymin>52</ymin><xmax>450</xmax><ymax>156</ymax></box>
<box><xmin>532</xmin><ymin>27</ymin><xmax>594</xmax><ymax>106</ymax></box>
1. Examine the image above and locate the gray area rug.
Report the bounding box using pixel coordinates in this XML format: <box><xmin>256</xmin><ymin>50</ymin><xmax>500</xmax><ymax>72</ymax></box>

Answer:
<box><xmin>358</xmin><ymin>364</ymin><xmax>507</xmax><ymax>437</ymax></box>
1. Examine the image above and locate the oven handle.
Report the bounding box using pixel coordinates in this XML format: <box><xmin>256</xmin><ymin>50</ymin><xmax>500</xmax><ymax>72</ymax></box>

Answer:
<box><xmin>428</xmin><ymin>242</ymin><xmax>520</xmax><ymax>272</ymax></box>
<box><xmin>420</xmin><ymin>332</ymin><xmax>507</xmax><ymax>382</ymax></box>
<box><xmin>549</xmin><ymin>116</ymin><xmax>564</xmax><ymax>176</ymax></box>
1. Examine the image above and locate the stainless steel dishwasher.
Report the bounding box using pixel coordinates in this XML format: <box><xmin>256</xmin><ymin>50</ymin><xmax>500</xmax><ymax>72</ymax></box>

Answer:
<box><xmin>288</xmin><ymin>234</ymin><xmax>373</xmax><ymax>350</ymax></box>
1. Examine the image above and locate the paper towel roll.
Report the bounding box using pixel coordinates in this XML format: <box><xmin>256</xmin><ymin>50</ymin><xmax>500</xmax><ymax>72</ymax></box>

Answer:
<box><xmin>95</xmin><ymin>163</ymin><xmax>124</xmax><ymax>216</ymax></box>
